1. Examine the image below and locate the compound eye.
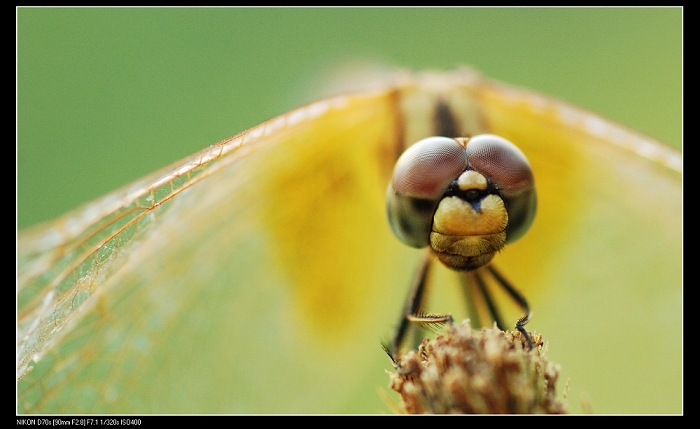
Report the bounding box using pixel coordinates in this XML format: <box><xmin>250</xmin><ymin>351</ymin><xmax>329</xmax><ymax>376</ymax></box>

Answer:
<box><xmin>465</xmin><ymin>134</ymin><xmax>536</xmax><ymax>243</ymax></box>
<box><xmin>391</xmin><ymin>137</ymin><xmax>468</xmax><ymax>200</ymax></box>
<box><xmin>465</xmin><ymin>134</ymin><xmax>534</xmax><ymax>198</ymax></box>
<box><xmin>387</xmin><ymin>137</ymin><xmax>468</xmax><ymax>248</ymax></box>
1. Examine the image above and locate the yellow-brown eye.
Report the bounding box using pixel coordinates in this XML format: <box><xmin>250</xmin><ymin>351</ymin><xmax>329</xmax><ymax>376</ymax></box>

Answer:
<box><xmin>386</xmin><ymin>134</ymin><xmax>536</xmax><ymax>270</ymax></box>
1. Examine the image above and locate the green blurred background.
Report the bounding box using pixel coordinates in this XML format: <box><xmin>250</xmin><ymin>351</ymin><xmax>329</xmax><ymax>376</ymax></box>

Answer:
<box><xmin>17</xmin><ymin>7</ymin><xmax>681</xmax><ymax>231</ymax></box>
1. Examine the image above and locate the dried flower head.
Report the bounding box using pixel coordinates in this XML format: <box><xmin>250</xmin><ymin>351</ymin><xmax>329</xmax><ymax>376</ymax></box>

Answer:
<box><xmin>388</xmin><ymin>321</ymin><xmax>567</xmax><ymax>414</ymax></box>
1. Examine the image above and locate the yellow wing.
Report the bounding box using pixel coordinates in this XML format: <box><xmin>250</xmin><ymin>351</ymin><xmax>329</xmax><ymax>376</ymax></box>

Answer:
<box><xmin>17</xmin><ymin>67</ymin><xmax>681</xmax><ymax>413</ymax></box>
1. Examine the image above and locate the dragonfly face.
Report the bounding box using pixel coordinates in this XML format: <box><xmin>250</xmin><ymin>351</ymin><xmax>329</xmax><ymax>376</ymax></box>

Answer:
<box><xmin>17</xmin><ymin>67</ymin><xmax>682</xmax><ymax>413</ymax></box>
<box><xmin>387</xmin><ymin>134</ymin><xmax>536</xmax><ymax>270</ymax></box>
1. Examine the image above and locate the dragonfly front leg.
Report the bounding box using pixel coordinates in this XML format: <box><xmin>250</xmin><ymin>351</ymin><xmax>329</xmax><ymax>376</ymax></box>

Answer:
<box><xmin>459</xmin><ymin>265</ymin><xmax>534</xmax><ymax>349</ymax></box>
<box><xmin>386</xmin><ymin>252</ymin><xmax>453</xmax><ymax>362</ymax></box>
<box><xmin>487</xmin><ymin>265</ymin><xmax>534</xmax><ymax>348</ymax></box>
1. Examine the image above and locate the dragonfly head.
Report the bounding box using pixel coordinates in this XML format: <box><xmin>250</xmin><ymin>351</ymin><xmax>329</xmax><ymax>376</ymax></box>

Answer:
<box><xmin>386</xmin><ymin>135</ymin><xmax>537</xmax><ymax>270</ymax></box>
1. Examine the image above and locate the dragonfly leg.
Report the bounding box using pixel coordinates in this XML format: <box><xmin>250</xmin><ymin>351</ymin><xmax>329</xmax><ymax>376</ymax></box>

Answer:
<box><xmin>458</xmin><ymin>270</ymin><xmax>482</xmax><ymax>328</ymax></box>
<box><xmin>468</xmin><ymin>268</ymin><xmax>506</xmax><ymax>331</ymax></box>
<box><xmin>385</xmin><ymin>252</ymin><xmax>453</xmax><ymax>362</ymax></box>
<box><xmin>487</xmin><ymin>265</ymin><xmax>534</xmax><ymax>349</ymax></box>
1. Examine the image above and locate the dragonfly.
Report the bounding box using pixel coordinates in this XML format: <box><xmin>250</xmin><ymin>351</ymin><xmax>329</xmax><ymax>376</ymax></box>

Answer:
<box><xmin>17</xmin><ymin>67</ymin><xmax>682</xmax><ymax>414</ymax></box>
<box><xmin>384</xmin><ymin>134</ymin><xmax>538</xmax><ymax>359</ymax></box>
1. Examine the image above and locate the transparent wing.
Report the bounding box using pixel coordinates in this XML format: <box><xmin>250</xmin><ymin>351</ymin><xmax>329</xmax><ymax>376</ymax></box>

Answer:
<box><xmin>475</xmin><ymin>76</ymin><xmax>682</xmax><ymax>414</ymax></box>
<box><xmin>18</xmin><ymin>122</ymin><xmax>254</xmax><ymax>379</ymax></box>
<box><xmin>17</xmin><ymin>68</ymin><xmax>682</xmax><ymax>413</ymax></box>
<box><xmin>18</xmin><ymin>88</ymin><xmax>409</xmax><ymax>413</ymax></box>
